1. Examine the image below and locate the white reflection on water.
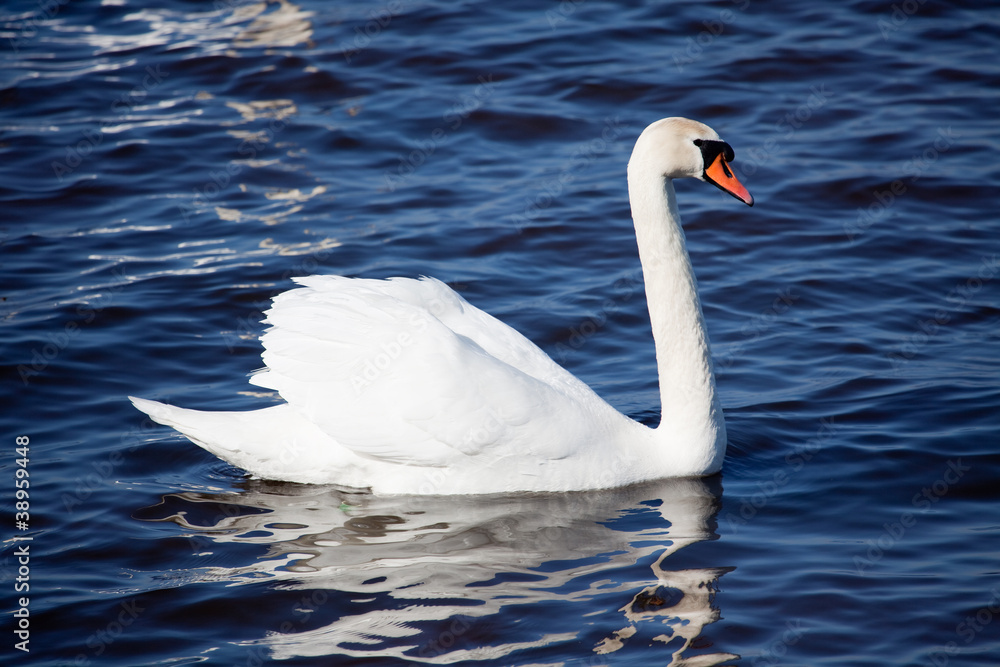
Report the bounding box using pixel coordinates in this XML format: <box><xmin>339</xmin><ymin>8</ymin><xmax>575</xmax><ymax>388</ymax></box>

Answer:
<box><xmin>139</xmin><ymin>478</ymin><xmax>738</xmax><ymax>665</ymax></box>
<box><xmin>117</xmin><ymin>0</ymin><xmax>313</xmax><ymax>55</ymax></box>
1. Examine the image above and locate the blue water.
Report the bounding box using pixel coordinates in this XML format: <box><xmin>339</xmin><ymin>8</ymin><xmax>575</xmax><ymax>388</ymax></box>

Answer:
<box><xmin>3</xmin><ymin>1</ymin><xmax>999</xmax><ymax>664</ymax></box>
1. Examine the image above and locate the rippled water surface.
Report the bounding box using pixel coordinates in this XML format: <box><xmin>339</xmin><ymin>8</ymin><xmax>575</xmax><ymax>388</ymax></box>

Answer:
<box><xmin>3</xmin><ymin>1</ymin><xmax>999</xmax><ymax>665</ymax></box>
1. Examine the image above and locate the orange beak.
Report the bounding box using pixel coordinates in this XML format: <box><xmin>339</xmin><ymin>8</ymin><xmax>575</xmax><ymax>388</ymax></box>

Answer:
<box><xmin>704</xmin><ymin>153</ymin><xmax>754</xmax><ymax>206</ymax></box>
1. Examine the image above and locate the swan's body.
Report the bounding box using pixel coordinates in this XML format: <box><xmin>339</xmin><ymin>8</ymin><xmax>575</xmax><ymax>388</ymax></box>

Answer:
<box><xmin>132</xmin><ymin>117</ymin><xmax>753</xmax><ymax>495</ymax></box>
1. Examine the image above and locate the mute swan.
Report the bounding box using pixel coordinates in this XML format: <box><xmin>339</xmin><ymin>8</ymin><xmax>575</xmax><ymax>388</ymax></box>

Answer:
<box><xmin>131</xmin><ymin>117</ymin><xmax>753</xmax><ymax>495</ymax></box>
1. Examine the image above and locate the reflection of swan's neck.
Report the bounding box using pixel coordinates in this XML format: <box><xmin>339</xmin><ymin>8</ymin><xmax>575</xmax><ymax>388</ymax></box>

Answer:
<box><xmin>627</xmin><ymin>168</ymin><xmax>725</xmax><ymax>467</ymax></box>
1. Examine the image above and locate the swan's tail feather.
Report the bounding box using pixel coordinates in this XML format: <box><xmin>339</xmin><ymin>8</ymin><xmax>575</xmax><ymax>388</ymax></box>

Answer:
<box><xmin>128</xmin><ymin>397</ymin><xmax>350</xmax><ymax>484</ymax></box>
<box><xmin>131</xmin><ymin>396</ymin><xmax>248</xmax><ymax>453</ymax></box>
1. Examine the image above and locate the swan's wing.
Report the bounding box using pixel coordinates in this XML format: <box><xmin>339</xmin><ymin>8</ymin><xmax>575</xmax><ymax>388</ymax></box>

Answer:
<box><xmin>356</xmin><ymin>276</ymin><xmax>599</xmax><ymax>401</ymax></box>
<box><xmin>249</xmin><ymin>276</ymin><xmax>611</xmax><ymax>468</ymax></box>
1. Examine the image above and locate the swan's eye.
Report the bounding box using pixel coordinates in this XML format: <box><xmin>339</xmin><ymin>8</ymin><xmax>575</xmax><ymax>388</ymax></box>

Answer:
<box><xmin>695</xmin><ymin>139</ymin><xmax>736</xmax><ymax>164</ymax></box>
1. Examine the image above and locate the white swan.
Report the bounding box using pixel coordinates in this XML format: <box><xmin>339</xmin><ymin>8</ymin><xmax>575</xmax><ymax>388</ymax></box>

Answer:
<box><xmin>131</xmin><ymin>117</ymin><xmax>753</xmax><ymax>495</ymax></box>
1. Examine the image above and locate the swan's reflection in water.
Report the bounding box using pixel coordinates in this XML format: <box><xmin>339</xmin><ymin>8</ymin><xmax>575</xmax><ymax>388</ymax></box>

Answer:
<box><xmin>139</xmin><ymin>477</ymin><xmax>737</xmax><ymax>664</ymax></box>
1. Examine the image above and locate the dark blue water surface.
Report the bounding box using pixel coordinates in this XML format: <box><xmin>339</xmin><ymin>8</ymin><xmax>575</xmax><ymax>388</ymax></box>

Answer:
<box><xmin>3</xmin><ymin>1</ymin><xmax>1000</xmax><ymax>665</ymax></box>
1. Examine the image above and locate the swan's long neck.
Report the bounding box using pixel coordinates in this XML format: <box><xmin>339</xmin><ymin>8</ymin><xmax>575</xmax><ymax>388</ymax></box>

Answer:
<box><xmin>628</xmin><ymin>168</ymin><xmax>726</xmax><ymax>470</ymax></box>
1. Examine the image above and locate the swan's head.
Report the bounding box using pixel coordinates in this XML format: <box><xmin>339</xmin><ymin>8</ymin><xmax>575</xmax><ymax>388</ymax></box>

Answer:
<box><xmin>629</xmin><ymin>117</ymin><xmax>753</xmax><ymax>206</ymax></box>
